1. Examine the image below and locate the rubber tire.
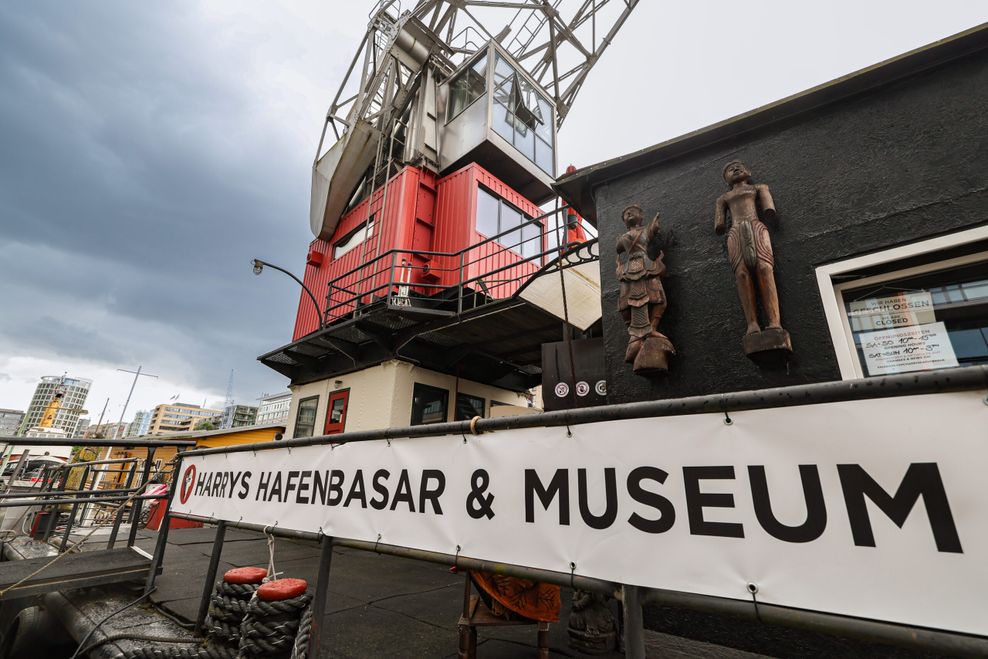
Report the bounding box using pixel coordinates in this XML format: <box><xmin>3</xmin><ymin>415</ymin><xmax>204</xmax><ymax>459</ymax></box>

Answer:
<box><xmin>0</xmin><ymin>607</ymin><xmax>63</xmax><ymax>659</ymax></box>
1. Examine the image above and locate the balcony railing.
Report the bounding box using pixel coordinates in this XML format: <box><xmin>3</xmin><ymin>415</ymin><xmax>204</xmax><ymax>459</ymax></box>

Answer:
<box><xmin>324</xmin><ymin>206</ymin><xmax>595</xmax><ymax>324</ymax></box>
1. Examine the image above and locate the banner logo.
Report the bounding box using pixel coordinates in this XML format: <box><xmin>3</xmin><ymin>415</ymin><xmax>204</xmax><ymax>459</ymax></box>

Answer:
<box><xmin>180</xmin><ymin>464</ymin><xmax>197</xmax><ymax>504</ymax></box>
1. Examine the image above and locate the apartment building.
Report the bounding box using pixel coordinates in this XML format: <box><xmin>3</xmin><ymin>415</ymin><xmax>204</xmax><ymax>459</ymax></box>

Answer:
<box><xmin>147</xmin><ymin>403</ymin><xmax>221</xmax><ymax>435</ymax></box>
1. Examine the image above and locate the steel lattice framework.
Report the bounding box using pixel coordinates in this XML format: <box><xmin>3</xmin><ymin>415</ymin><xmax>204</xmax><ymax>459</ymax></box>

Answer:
<box><xmin>316</xmin><ymin>0</ymin><xmax>639</xmax><ymax>160</ymax></box>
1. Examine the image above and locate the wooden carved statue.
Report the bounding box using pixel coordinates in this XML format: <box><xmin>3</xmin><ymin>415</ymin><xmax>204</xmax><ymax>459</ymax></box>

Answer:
<box><xmin>714</xmin><ymin>160</ymin><xmax>792</xmax><ymax>363</ymax></box>
<box><xmin>616</xmin><ymin>204</ymin><xmax>674</xmax><ymax>375</ymax></box>
<box><xmin>567</xmin><ymin>590</ymin><xmax>616</xmax><ymax>654</ymax></box>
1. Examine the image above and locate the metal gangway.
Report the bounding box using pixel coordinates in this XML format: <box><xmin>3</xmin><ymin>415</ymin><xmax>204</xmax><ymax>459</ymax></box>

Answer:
<box><xmin>0</xmin><ymin>436</ymin><xmax>195</xmax><ymax>601</ymax></box>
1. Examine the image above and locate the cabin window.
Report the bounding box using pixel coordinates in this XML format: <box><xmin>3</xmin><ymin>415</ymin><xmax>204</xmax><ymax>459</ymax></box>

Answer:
<box><xmin>491</xmin><ymin>53</ymin><xmax>554</xmax><ymax>175</ymax></box>
<box><xmin>293</xmin><ymin>396</ymin><xmax>319</xmax><ymax>438</ymax></box>
<box><xmin>410</xmin><ymin>383</ymin><xmax>448</xmax><ymax>425</ymax></box>
<box><xmin>447</xmin><ymin>53</ymin><xmax>488</xmax><ymax>121</ymax></box>
<box><xmin>333</xmin><ymin>218</ymin><xmax>374</xmax><ymax>259</ymax></box>
<box><xmin>455</xmin><ymin>393</ymin><xmax>485</xmax><ymax>421</ymax></box>
<box><xmin>816</xmin><ymin>227</ymin><xmax>988</xmax><ymax>379</ymax></box>
<box><xmin>476</xmin><ymin>187</ymin><xmax>542</xmax><ymax>259</ymax></box>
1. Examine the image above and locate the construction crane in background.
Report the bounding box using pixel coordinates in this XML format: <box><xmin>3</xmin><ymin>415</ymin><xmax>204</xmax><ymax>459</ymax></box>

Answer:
<box><xmin>37</xmin><ymin>373</ymin><xmax>87</xmax><ymax>430</ymax></box>
<box><xmin>310</xmin><ymin>0</ymin><xmax>639</xmax><ymax>240</ymax></box>
<box><xmin>224</xmin><ymin>369</ymin><xmax>235</xmax><ymax>409</ymax></box>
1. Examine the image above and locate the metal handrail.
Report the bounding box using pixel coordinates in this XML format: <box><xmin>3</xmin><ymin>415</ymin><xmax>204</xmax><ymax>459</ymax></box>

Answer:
<box><xmin>0</xmin><ymin>493</ymin><xmax>168</xmax><ymax>508</ymax></box>
<box><xmin>0</xmin><ymin>436</ymin><xmax>195</xmax><ymax>447</ymax></box>
<box><xmin>325</xmin><ymin>205</ymin><xmax>566</xmax><ymax>285</ymax></box>
<box><xmin>0</xmin><ymin>438</ymin><xmax>182</xmax><ymax>552</ymax></box>
<box><xmin>323</xmin><ymin>205</ymin><xmax>587</xmax><ymax>322</ymax></box>
<box><xmin>54</xmin><ymin>457</ymin><xmax>138</xmax><ymax>470</ymax></box>
<box><xmin>182</xmin><ymin>365</ymin><xmax>988</xmax><ymax>457</ymax></box>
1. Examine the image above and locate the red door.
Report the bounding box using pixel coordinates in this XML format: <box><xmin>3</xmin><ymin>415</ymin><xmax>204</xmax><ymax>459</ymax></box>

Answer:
<box><xmin>324</xmin><ymin>389</ymin><xmax>350</xmax><ymax>435</ymax></box>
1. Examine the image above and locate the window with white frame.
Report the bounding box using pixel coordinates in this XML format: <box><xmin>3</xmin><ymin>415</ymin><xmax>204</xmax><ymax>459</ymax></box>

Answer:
<box><xmin>333</xmin><ymin>217</ymin><xmax>374</xmax><ymax>260</ymax></box>
<box><xmin>816</xmin><ymin>226</ymin><xmax>988</xmax><ymax>379</ymax></box>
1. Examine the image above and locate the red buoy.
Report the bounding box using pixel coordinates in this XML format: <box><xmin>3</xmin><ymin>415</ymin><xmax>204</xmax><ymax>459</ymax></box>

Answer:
<box><xmin>257</xmin><ymin>578</ymin><xmax>308</xmax><ymax>601</ymax></box>
<box><xmin>223</xmin><ymin>567</ymin><xmax>268</xmax><ymax>585</ymax></box>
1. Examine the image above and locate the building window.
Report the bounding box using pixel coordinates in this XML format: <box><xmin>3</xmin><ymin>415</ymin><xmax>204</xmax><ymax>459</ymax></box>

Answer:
<box><xmin>816</xmin><ymin>227</ymin><xmax>988</xmax><ymax>379</ymax></box>
<box><xmin>333</xmin><ymin>218</ymin><xmax>374</xmax><ymax>260</ymax></box>
<box><xmin>410</xmin><ymin>384</ymin><xmax>448</xmax><ymax>426</ymax></box>
<box><xmin>476</xmin><ymin>187</ymin><xmax>542</xmax><ymax>259</ymax></box>
<box><xmin>491</xmin><ymin>53</ymin><xmax>554</xmax><ymax>175</ymax></box>
<box><xmin>293</xmin><ymin>396</ymin><xmax>319</xmax><ymax>438</ymax></box>
<box><xmin>454</xmin><ymin>393</ymin><xmax>485</xmax><ymax>421</ymax></box>
<box><xmin>447</xmin><ymin>53</ymin><xmax>488</xmax><ymax>121</ymax></box>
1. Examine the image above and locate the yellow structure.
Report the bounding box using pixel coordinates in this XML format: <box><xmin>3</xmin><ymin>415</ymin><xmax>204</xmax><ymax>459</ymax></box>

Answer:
<box><xmin>101</xmin><ymin>424</ymin><xmax>286</xmax><ymax>488</ymax></box>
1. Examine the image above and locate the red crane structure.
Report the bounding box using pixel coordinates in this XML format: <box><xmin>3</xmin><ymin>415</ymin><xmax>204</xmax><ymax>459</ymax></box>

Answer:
<box><xmin>259</xmin><ymin>0</ymin><xmax>638</xmax><ymax>433</ymax></box>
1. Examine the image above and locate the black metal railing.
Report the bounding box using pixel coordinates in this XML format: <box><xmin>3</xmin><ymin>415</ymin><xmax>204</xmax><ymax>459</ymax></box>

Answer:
<box><xmin>0</xmin><ymin>436</ymin><xmax>195</xmax><ymax>553</ymax></box>
<box><xmin>324</xmin><ymin>205</ymin><xmax>597</xmax><ymax>324</ymax></box>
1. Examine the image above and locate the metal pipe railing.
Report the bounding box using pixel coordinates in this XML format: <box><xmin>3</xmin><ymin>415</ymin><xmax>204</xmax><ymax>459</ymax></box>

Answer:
<box><xmin>0</xmin><ymin>493</ymin><xmax>167</xmax><ymax>508</ymax></box>
<box><xmin>54</xmin><ymin>457</ymin><xmax>139</xmax><ymax>470</ymax></box>
<box><xmin>0</xmin><ymin>439</ymin><xmax>184</xmax><ymax>552</ymax></box>
<box><xmin>0</xmin><ymin>437</ymin><xmax>195</xmax><ymax>447</ymax></box>
<box><xmin>321</xmin><ymin>205</ymin><xmax>576</xmax><ymax>321</ymax></box>
<box><xmin>182</xmin><ymin>364</ymin><xmax>988</xmax><ymax>458</ymax></box>
<box><xmin>0</xmin><ymin>485</ymin><xmax>145</xmax><ymax>499</ymax></box>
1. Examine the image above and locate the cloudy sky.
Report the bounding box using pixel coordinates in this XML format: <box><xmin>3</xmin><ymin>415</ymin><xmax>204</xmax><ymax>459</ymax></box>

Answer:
<box><xmin>0</xmin><ymin>2</ymin><xmax>985</xmax><ymax>424</ymax></box>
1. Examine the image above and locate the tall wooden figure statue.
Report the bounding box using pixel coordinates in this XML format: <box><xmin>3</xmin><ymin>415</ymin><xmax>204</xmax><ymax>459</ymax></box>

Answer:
<box><xmin>616</xmin><ymin>204</ymin><xmax>675</xmax><ymax>375</ymax></box>
<box><xmin>714</xmin><ymin>160</ymin><xmax>792</xmax><ymax>364</ymax></box>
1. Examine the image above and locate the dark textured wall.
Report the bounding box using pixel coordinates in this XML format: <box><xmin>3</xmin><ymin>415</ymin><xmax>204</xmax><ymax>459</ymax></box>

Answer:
<box><xmin>594</xmin><ymin>50</ymin><xmax>988</xmax><ymax>404</ymax></box>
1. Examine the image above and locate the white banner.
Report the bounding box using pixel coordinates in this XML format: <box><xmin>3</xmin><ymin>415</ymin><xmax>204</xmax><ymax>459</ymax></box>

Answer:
<box><xmin>171</xmin><ymin>391</ymin><xmax>988</xmax><ymax>637</ymax></box>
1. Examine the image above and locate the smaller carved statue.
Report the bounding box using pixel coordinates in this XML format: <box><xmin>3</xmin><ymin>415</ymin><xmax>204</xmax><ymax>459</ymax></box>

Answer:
<box><xmin>567</xmin><ymin>590</ymin><xmax>617</xmax><ymax>654</ymax></box>
<box><xmin>616</xmin><ymin>204</ymin><xmax>675</xmax><ymax>375</ymax></box>
<box><xmin>715</xmin><ymin>161</ymin><xmax>792</xmax><ymax>364</ymax></box>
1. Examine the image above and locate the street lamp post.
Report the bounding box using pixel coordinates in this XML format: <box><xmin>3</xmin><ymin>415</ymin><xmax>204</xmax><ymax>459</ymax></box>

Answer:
<box><xmin>252</xmin><ymin>259</ymin><xmax>323</xmax><ymax>328</ymax></box>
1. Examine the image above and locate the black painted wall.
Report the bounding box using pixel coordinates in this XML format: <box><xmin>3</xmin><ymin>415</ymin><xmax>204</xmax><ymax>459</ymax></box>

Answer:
<box><xmin>594</xmin><ymin>50</ymin><xmax>988</xmax><ymax>404</ymax></box>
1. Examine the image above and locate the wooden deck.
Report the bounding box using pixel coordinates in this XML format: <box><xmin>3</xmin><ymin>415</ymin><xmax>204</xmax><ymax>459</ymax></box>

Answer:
<box><xmin>0</xmin><ymin>546</ymin><xmax>152</xmax><ymax>599</ymax></box>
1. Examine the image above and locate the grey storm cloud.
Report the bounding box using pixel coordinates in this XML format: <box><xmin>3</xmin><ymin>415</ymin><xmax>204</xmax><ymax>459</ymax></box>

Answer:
<box><xmin>0</xmin><ymin>3</ymin><xmax>320</xmax><ymax>399</ymax></box>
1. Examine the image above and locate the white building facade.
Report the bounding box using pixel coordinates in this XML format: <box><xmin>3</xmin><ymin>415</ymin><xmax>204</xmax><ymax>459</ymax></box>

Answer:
<box><xmin>255</xmin><ymin>392</ymin><xmax>292</xmax><ymax>426</ymax></box>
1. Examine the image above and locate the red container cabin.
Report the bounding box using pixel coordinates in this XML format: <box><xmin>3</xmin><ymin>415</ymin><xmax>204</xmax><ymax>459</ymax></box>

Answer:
<box><xmin>294</xmin><ymin>162</ymin><xmax>547</xmax><ymax>340</ymax></box>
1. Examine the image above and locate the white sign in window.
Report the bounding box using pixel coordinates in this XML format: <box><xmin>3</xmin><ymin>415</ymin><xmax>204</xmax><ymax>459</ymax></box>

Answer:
<box><xmin>859</xmin><ymin>321</ymin><xmax>959</xmax><ymax>375</ymax></box>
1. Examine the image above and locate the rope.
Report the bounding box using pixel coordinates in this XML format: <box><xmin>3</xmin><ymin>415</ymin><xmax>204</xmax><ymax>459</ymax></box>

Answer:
<box><xmin>238</xmin><ymin>593</ymin><xmax>313</xmax><ymax>659</ymax></box>
<box><xmin>78</xmin><ymin>634</ymin><xmax>204</xmax><ymax>658</ymax></box>
<box><xmin>290</xmin><ymin>605</ymin><xmax>314</xmax><ymax>659</ymax></box>
<box><xmin>109</xmin><ymin>578</ymin><xmax>264</xmax><ymax>659</ymax></box>
<box><xmin>264</xmin><ymin>527</ymin><xmax>281</xmax><ymax>581</ymax></box>
<box><xmin>204</xmin><ymin>580</ymin><xmax>263</xmax><ymax>649</ymax></box>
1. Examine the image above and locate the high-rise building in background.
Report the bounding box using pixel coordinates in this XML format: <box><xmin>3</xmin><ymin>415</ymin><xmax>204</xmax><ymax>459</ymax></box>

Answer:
<box><xmin>0</xmin><ymin>409</ymin><xmax>24</xmax><ymax>436</ymax></box>
<box><xmin>17</xmin><ymin>375</ymin><xmax>91</xmax><ymax>437</ymax></box>
<box><xmin>220</xmin><ymin>404</ymin><xmax>257</xmax><ymax>429</ymax></box>
<box><xmin>148</xmin><ymin>403</ymin><xmax>221</xmax><ymax>435</ymax></box>
<box><xmin>256</xmin><ymin>392</ymin><xmax>291</xmax><ymax>425</ymax></box>
<box><xmin>126</xmin><ymin>410</ymin><xmax>152</xmax><ymax>437</ymax></box>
